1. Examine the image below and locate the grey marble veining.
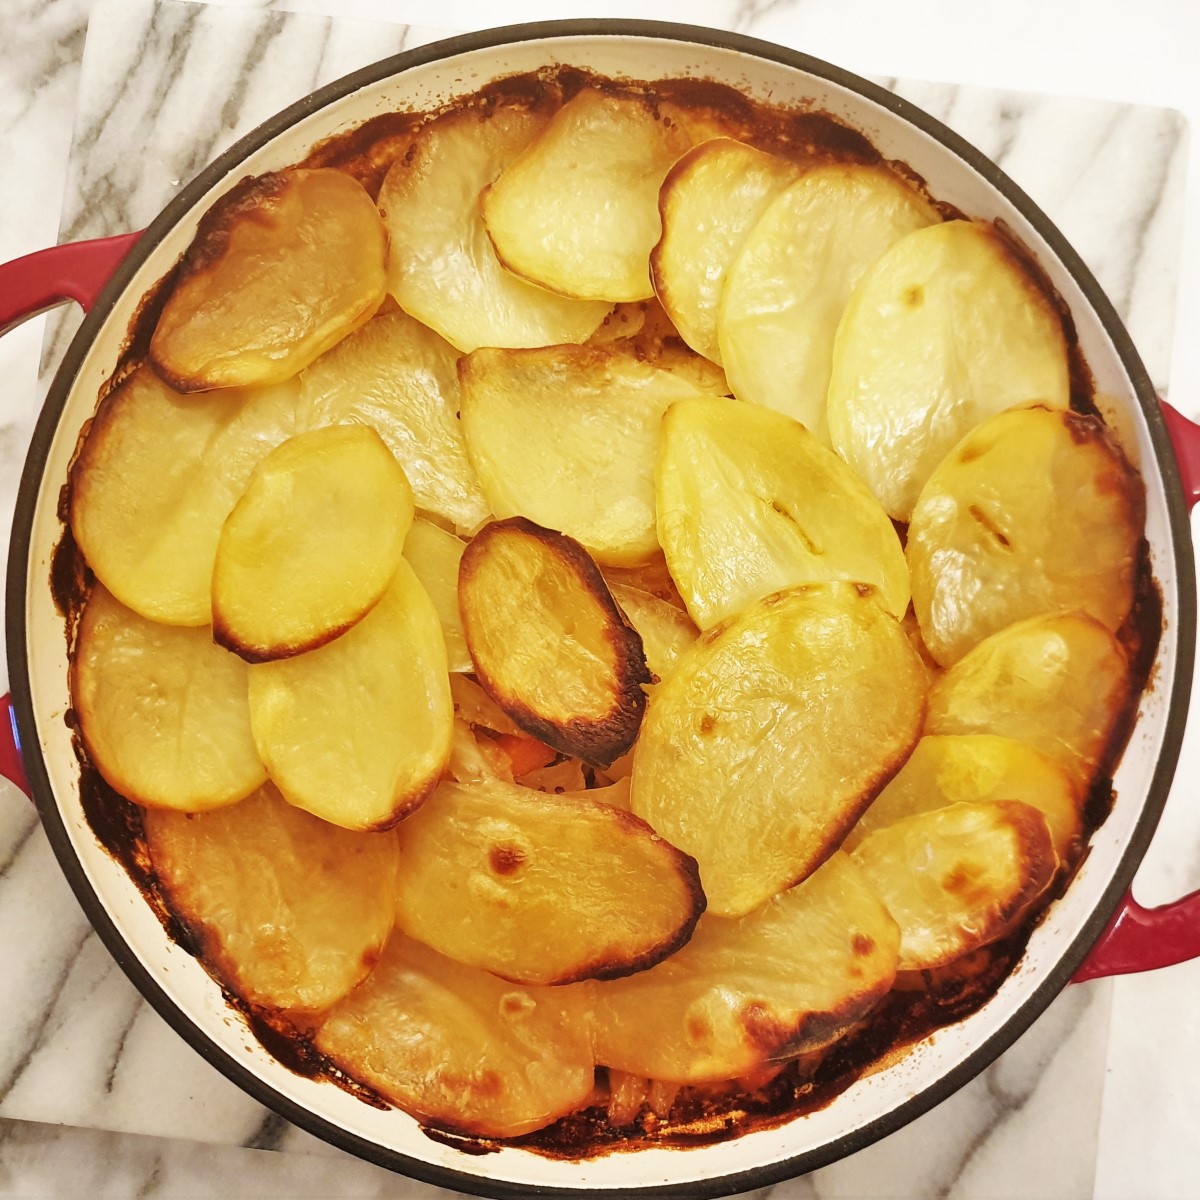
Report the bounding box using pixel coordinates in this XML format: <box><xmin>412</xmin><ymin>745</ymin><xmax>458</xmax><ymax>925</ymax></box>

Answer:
<box><xmin>0</xmin><ymin>0</ymin><xmax>1195</xmax><ymax>1196</ymax></box>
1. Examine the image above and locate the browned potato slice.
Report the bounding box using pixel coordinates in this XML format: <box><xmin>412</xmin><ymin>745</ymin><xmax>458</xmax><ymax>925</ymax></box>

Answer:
<box><xmin>150</xmin><ymin>169</ymin><xmax>386</xmax><ymax>391</ymax></box>
<box><xmin>73</xmin><ymin>585</ymin><xmax>265</xmax><ymax>811</ymax></box>
<box><xmin>828</xmin><ymin>222</ymin><xmax>1071</xmax><ymax>520</ymax></box>
<box><xmin>248</xmin><ymin>560</ymin><xmax>453</xmax><ymax>830</ymax></box>
<box><xmin>924</xmin><ymin>613</ymin><xmax>1131</xmax><ymax>788</ymax></box>
<box><xmin>850</xmin><ymin>800</ymin><xmax>1056</xmax><ymax>970</ymax></box>
<box><xmin>631</xmin><ymin>582</ymin><xmax>926</xmax><ymax>917</ymax></box>
<box><xmin>589</xmin><ymin>853</ymin><xmax>899</xmax><ymax>1082</ymax></box>
<box><xmin>651</xmin><ymin>138</ymin><xmax>801</xmax><ymax>364</ymax></box>
<box><xmin>403</xmin><ymin>518</ymin><xmax>471</xmax><ymax>673</ymax></box>
<box><xmin>844</xmin><ymin>734</ymin><xmax>1081</xmax><ymax>860</ymax></box>
<box><xmin>316</xmin><ymin>931</ymin><xmax>596</xmax><ymax>1138</ymax></box>
<box><xmin>718</xmin><ymin>164</ymin><xmax>938</xmax><ymax>440</ymax></box>
<box><xmin>393</xmin><ymin>778</ymin><xmax>704</xmax><ymax>985</ymax></box>
<box><xmin>378</xmin><ymin>106</ymin><xmax>608</xmax><ymax>352</ymax></box>
<box><xmin>907</xmin><ymin>405</ymin><xmax>1143</xmax><ymax>665</ymax></box>
<box><xmin>459</xmin><ymin>344</ymin><xmax>725</xmax><ymax>566</ymax></box>
<box><xmin>69</xmin><ymin>366</ymin><xmax>298</xmax><ymax>627</ymax></box>
<box><xmin>459</xmin><ymin>518</ymin><xmax>652</xmax><ymax>766</ymax></box>
<box><xmin>144</xmin><ymin>784</ymin><xmax>397</xmax><ymax>1011</ymax></box>
<box><xmin>212</xmin><ymin>425</ymin><xmax>414</xmax><ymax>661</ymax></box>
<box><xmin>656</xmin><ymin>395</ymin><xmax>910</xmax><ymax>629</ymax></box>
<box><xmin>482</xmin><ymin>88</ymin><xmax>692</xmax><ymax>302</ymax></box>
<box><xmin>299</xmin><ymin>309</ymin><xmax>490</xmax><ymax>534</ymax></box>
<box><xmin>609</xmin><ymin>583</ymin><xmax>698</xmax><ymax>683</ymax></box>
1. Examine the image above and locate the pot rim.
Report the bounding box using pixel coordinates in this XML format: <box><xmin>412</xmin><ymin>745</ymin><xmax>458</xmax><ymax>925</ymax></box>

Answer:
<box><xmin>6</xmin><ymin>17</ymin><xmax>1196</xmax><ymax>1197</ymax></box>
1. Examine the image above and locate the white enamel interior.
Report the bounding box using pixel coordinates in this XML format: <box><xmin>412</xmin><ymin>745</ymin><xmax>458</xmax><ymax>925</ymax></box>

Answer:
<box><xmin>15</xmin><ymin>28</ymin><xmax>1188</xmax><ymax>1196</ymax></box>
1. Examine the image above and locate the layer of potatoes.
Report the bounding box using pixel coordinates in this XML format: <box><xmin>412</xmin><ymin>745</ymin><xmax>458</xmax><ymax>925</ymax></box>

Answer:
<box><xmin>68</xmin><ymin>73</ymin><xmax>1145</xmax><ymax>1141</ymax></box>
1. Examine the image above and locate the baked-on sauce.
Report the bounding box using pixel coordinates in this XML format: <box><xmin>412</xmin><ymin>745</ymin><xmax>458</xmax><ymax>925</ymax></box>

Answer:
<box><xmin>51</xmin><ymin>64</ymin><xmax>1163</xmax><ymax>1159</ymax></box>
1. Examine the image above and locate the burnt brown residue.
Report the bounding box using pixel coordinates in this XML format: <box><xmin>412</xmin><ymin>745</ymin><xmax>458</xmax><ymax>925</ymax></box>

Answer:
<box><xmin>300</xmin><ymin>111</ymin><xmax>426</xmax><ymax>198</ymax></box>
<box><xmin>488</xmin><ymin>843</ymin><xmax>526</xmax><ymax>876</ymax></box>
<box><xmin>852</xmin><ymin>933</ymin><xmax>876</xmax><ymax>957</ymax></box>
<box><xmin>420</xmin><ymin>1126</ymin><xmax>501</xmax><ymax>1157</ymax></box>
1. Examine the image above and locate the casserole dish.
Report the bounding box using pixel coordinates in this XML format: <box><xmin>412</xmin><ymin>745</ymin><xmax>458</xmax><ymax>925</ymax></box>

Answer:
<box><xmin>3</xmin><ymin>19</ymin><xmax>1200</xmax><ymax>1196</ymax></box>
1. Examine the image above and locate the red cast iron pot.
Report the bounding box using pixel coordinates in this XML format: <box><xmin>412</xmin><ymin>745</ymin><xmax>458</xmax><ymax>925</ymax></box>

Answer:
<box><xmin>3</xmin><ymin>19</ymin><xmax>1200</xmax><ymax>1198</ymax></box>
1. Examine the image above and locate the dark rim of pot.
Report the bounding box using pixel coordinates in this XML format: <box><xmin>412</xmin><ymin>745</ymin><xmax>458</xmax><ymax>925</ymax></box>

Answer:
<box><xmin>6</xmin><ymin>18</ymin><xmax>1196</xmax><ymax>1200</ymax></box>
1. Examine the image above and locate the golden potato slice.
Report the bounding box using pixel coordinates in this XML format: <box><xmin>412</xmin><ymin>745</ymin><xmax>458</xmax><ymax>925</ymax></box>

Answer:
<box><xmin>827</xmin><ymin>221</ymin><xmax>1071</xmax><ymax>520</ymax></box>
<box><xmin>850</xmin><ymin>800</ymin><xmax>1056</xmax><ymax>970</ymax></box>
<box><xmin>631</xmin><ymin>582</ymin><xmax>926</xmax><ymax>917</ymax></box>
<box><xmin>608</xmin><ymin>583</ymin><xmax>698</xmax><ymax>683</ymax></box>
<box><xmin>651</xmin><ymin>138</ymin><xmax>801</xmax><ymax>364</ymax></box>
<box><xmin>459</xmin><ymin>344</ymin><xmax>724</xmax><ymax>566</ymax></box>
<box><xmin>299</xmin><ymin>309</ymin><xmax>490</xmax><ymax>534</ymax></box>
<box><xmin>925</xmin><ymin>613</ymin><xmax>1131</xmax><ymax>788</ymax></box>
<box><xmin>73</xmin><ymin>585</ymin><xmax>265</xmax><ymax>811</ymax></box>
<box><xmin>656</xmin><ymin>395</ymin><xmax>909</xmax><ymax>629</ymax></box>
<box><xmin>844</xmin><ymin>734</ymin><xmax>1081</xmax><ymax>860</ymax></box>
<box><xmin>393</xmin><ymin>778</ymin><xmax>704</xmax><ymax>985</ymax></box>
<box><xmin>717</xmin><ymin>163</ymin><xmax>938</xmax><ymax>441</ymax></box>
<box><xmin>907</xmin><ymin>405</ymin><xmax>1144</xmax><ymax>665</ymax></box>
<box><xmin>144</xmin><ymin>784</ymin><xmax>397</xmax><ymax>1012</ymax></box>
<box><xmin>248</xmin><ymin>560</ymin><xmax>453</xmax><ymax>830</ymax></box>
<box><xmin>482</xmin><ymin>88</ymin><xmax>692</xmax><ymax>302</ymax></box>
<box><xmin>150</xmin><ymin>169</ymin><xmax>386</xmax><ymax>391</ymax></box>
<box><xmin>212</xmin><ymin>425</ymin><xmax>414</xmax><ymax>661</ymax></box>
<box><xmin>589</xmin><ymin>853</ymin><xmax>899</xmax><ymax>1082</ymax></box>
<box><xmin>459</xmin><ymin>518</ymin><xmax>652</xmax><ymax>766</ymax></box>
<box><xmin>69</xmin><ymin>366</ymin><xmax>299</xmax><ymax>627</ymax></box>
<box><xmin>403</xmin><ymin>518</ymin><xmax>471</xmax><ymax>673</ymax></box>
<box><xmin>378</xmin><ymin>105</ymin><xmax>608</xmax><ymax>352</ymax></box>
<box><xmin>316</xmin><ymin>931</ymin><xmax>596</xmax><ymax>1138</ymax></box>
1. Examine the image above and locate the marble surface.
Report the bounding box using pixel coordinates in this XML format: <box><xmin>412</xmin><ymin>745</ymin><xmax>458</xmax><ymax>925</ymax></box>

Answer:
<box><xmin>2</xmin><ymin>0</ymin><xmax>1200</xmax><ymax>1196</ymax></box>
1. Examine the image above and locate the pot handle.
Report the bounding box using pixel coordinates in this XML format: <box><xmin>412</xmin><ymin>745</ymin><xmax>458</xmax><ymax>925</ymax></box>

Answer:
<box><xmin>1074</xmin><ymin>398</ymin><xmax>1200</xmax><ymax>982</ymax></box>
<box><xmin>1</xmin><ymin>694</ymin><xmax>30</xmax><ymax>797</ymax></box>
<box><xmin>0</xmin><ymin>231</ymin><xmax>141</xmax><ymax>336</ymax></box>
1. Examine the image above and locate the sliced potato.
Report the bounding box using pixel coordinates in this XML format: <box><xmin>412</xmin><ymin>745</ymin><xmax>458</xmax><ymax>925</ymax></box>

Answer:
<box><xmin>459</xmin><ymin>344</ymin><xmax>725</xmax><ymax>566</ymax></box>
<box><xmin>631</xmin><ymin>582</ymin><xmax>926</xmax><ymax>917</ymax></box>
<box><xmin>459</xmin><ymin>518</ymin><xmax>652</xmax><ymax>766</ymax></box>
<box><xmin>925</xmin><ymin>613</ymin><xmax>1131</xmax><ymax>788</ymax></box>
<box><xmin>299</xmin><ymin>309</ymin><xmax>490</xmax><ymax>534</ymax></box>
<box><xmin>316</xmin><ymin>931</ymin><xmax>596</xmax><ymax>1138</ymax></box>
<box><xmin>393</xmin><ymin>778</ymin><xmax>704</xmax><ymax>985</ymax></box>
<box><xmin>651</xmin><ymin>138</ymin><xmax>801</xmax><ymax>363</ymax></box>
<box><xmin>656</xmin><ymin>395</ymin><xmax>909</xmax><ymax>629</ymax></box>
<box><xmin>378</xmin><ymin>105</ymin><xmax>608</xmax><ymax>352</ymax></box>
<box><xmin>718</xmin><ymin>163</ymin><xmax>938</xmax><ymax>441</ymax></box>
<box><xmin>150</xmin><ymin>168</ymin><xmax>386</xmax><ymax>390</ymax></box>
<box><xmin>403</xmin><ymin>518</ymin><xmax>471</xmax><ymax>673</ymax></box>
<box><xmin>73</xmin><ymin>585</ymin><xmax>265</xmax><ymax>811</ymax></box>
<box><xmin>145</xmin><ymin>784</ymin><xmax>397</xmax><ymax>1012</ymax></box>
<box><xmin>828</xmin><ymin>221</ymin><xmax>1071</xmax><ymax>520</ymax></box>
<box><xmin>248</xmin><ymin>559</ymin><xmax>453</xmax><ymax>830</ymax></box>
<box><xmin>212</xmin><ymin>425</ymin><xmax>414</xmax><ymax>661</ymax></box>
<box><xmin>609</xmin><ymin>583</ymin><xmax>698</xmax><ymax>683</ymax></box>
<box><xmin>69</xmin><ymin>366</ymin><xmax>299</xmax><ymax>626</ymax></box>
<box><xmin>482</xmin><ymin>88</ymin><xmax>692</xmax><ymax>302</ymax></box>
<box><xmin>850</xmin><ymin>800</ymin><xmax>1056</xmax><ymax>970</ymax></box>
<box><xmin>844</xmin><ymin>734</ymin><xmax>1081</xmax><ymax>860</ymax></box>
<box><xmin>907</xmin><ymin>405</ymin><xmax>1144</xmax><ymax>665</ymax></box>
<box><xmin>589</xmin><ymin>853</ymin><xmax>899</xmax><ymax>1082</ymax></box>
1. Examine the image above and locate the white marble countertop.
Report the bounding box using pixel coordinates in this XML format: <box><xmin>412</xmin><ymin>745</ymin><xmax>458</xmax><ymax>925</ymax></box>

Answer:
<box><xmin>2</xmin><ymin>1</ymin><xmax>1200</xmax><ymax>1196</ymax></box>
